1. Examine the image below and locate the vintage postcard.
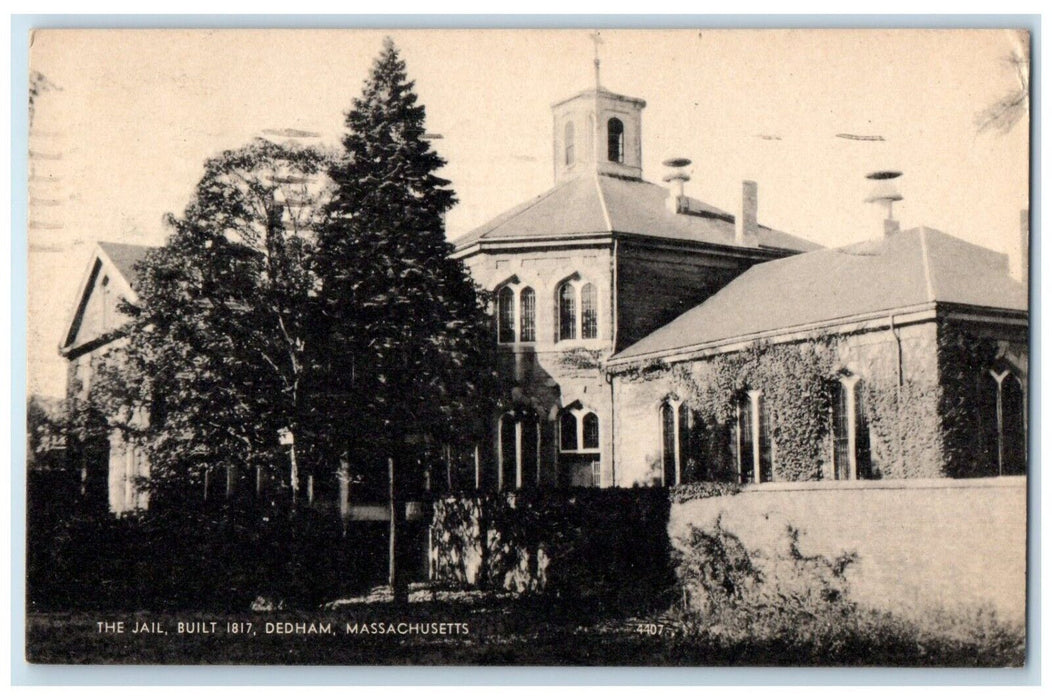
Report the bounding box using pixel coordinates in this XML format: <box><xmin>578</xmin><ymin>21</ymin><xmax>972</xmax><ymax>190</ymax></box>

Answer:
<box><xmin>24</xmin><ymin>27</ymin><xmax>1030</xmax><ymax>667</ymax></box>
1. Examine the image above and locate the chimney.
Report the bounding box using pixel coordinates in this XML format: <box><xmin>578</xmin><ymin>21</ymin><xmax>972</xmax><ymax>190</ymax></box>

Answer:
<box><xmin>662</xmin><ymin>157</ymin><xmax>692</xmax><ymax>214</ymax></box>
<box><xmin>1010</xmin><ymin>208</ymin><xmax>1029</xmax><ymax>286</ymax></box>
<box><xmin>865</xmin><ymin>170</ymin><xmax>903</xmax><ymax>236</ymax></box>
<box><xmin>736</xmin><ymin>180</ymin><xmax>758</xmax><ymax>247</ymax></box>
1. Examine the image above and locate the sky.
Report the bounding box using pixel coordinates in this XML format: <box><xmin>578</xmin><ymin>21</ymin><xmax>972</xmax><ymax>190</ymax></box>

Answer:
<box><xmin>26</xmin><ymin>28</ymin><xmax>1030</xmax><ymax>398</ymax></box>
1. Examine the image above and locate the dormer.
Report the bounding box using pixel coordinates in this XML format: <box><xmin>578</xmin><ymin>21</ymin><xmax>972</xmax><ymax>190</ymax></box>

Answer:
<box><xmin>552</xmin><ymin>88</ymin><xmax>646</xmax><ymax>183</ymax></box>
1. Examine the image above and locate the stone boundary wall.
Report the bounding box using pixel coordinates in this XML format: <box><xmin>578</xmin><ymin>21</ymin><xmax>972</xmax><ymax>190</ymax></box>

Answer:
<box><xmin>670</xmin><ymin>476</ymin><xmax>1027</xmax><ymax>622</ymax></box>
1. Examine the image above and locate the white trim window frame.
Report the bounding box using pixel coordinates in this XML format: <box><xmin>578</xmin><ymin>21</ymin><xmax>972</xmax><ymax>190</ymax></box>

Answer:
<box><xmin>559</xmin><ymin>407</ymin><xmax>601</xmax><ymax>456</ymax></box>
<box><xmin>555</xmin><ymin>278</ymin><xmax>600</xmax><ymax>344</ymax></box>
<box><xmin>496</xmin><ymin>282</ymin><xmax>537</xmax><ymax>346</ymax></box>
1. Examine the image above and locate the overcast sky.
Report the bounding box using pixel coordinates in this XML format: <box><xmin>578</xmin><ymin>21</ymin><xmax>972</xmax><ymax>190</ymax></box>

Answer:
<box><xmin>27</xmin><ymin>28</ymin><xmax>1030</xmax><ymax>398</ymax></box>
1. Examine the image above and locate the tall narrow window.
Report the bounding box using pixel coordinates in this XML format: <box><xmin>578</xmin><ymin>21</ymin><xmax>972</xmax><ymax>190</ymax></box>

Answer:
<box><xmin>832</xmin><ymin>382</ymin><xmax>851</xmax><ymax>480</ymax></box>
<box><xmin>758</xmin><ymin>395</ymin><xmax>773</xmax><ymax>482</ymax></box>
<box><xmin>738</xmin><ymin>396</ymin><xmax>754</xmax><ymax>483</ymax></box>
<box><xmin>560</xmin><ymin>411</ymin><xmax>578</xmax><ymax>451</ymax></box>
<box><xmin>1002</xmin><ymin>374</ymin><xmax>1026</xmax><ymax>475</ymax></box>
<box><xmin>661</xmin><ymin>402</ymin><xmax>676</xmax><ymax>486</ymax></box>
<box><xmin>580</xmin><ymin>283</ymin><xmax>598</xmax><ymax>339</ymax></box>
<box><xmin>564</xmin><ymin>121</ymin><xmax>575</xmax><ymax>166</ymax></box>
<box><xmin>497</xmin><ymin>287</ymin><xmax>515</xmax><ymax>343</ymax></box>
<box><xmin>607</xmin><ymin>118</ymin><xmax>624</xmax><ymax>163</ymax></box>
<box><xmin>521</xmin><ymin>418</ymin><xmax>539</xmax><ymax>487</ymax></box>
<box><xmin>678</xmin><ymin>403</ymin><xmax>693</xmax><ymax>482</ymax></box>
<box><xmin>499</xmin><ymin>415</ymin><xmax>517</xmax><ymax>491</ymax></box>
<box><xmin>855</xmin><ymin>380</ymin><xmax>873</xmax><ymax>479</ymax></box>
<box><xmin>582</xmin><ymin>412</ymin><xmax>600</xmax><ymax>450</ymax></box>
<box><xmin>558</xmin><ymin>283</ymin><xmax>576</xmax><ymax>341</ymax></box>
<box><xmin>519</xmin><ymin>287</ymin><xmax>536</xmax><ymax>343</ymax></box>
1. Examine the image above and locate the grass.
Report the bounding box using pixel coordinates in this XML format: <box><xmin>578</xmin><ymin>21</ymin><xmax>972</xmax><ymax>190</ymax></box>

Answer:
<box><xmin>26</xmin><ymin>585</ymin><xmax>1025</xmax><ymax>666</ymax></box>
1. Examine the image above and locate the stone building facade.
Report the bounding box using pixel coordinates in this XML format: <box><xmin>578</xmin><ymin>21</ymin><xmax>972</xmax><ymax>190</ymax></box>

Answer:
<box><xmin>453</xmin><ymin>83</ymin><xmax>816</xmax><ymax>489</ymax></box>
<box><xmin>606</xmin><ymin>227</ymin><xmax>1029</xmax><ymax>486</ymax></box>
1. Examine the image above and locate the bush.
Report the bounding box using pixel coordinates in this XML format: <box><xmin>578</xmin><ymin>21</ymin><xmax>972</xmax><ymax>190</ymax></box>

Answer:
<box><xmin>27</xmin><ymin>476</ymin><xmax>390</xmax><ymax>612</ymax></box>
<box><xmin>431</xmin><ymin>489</ymin><xmax>674</xmax><ymax>614</ymax></box>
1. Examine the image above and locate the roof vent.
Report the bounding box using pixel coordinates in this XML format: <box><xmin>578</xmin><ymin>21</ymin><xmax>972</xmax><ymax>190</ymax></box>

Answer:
<box><xmin>864</xmin><ymin>170</ymin><xmax>903</xmax><ymax>235</ymax></box>
<box><xmin>662</xmin><ymin>157</ymin><xmax>691</xmax><ymax>214</ymax></box>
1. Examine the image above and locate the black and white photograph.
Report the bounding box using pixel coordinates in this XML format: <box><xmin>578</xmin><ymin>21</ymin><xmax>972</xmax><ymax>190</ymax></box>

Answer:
<box><xmin>23</xmin><ymin>26</ymin><xmax>1031</xmax><ymax>668</ymax></box>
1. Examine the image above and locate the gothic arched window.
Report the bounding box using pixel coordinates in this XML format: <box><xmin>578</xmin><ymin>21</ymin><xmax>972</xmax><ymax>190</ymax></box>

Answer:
<box><xmin>519</xmin><ymin>287</ymin><xmax>536</xmax><ymax>343</ymax></box>
<box><xmin>735</xmin><ymin>391</ymin><xmax>773</xmax><ymax>484</ymax></box>
<box><xmin>560</xmin><ymin>411</ymin><xmax>578</xmax><ymax>451</ymax></box>
<box><xmin>582</xmin><ymin>412</ymin><xmax>600</xmax><ymax>450</ymax></box>
<box><xmin>580</xmin><ymin>283</ymin><xmax>598</xmax><ymax>339</ymax></box>
<box><xmin>607</xmin><ymin>117</ymin><xmax>624</xmax><ymax>163</ymax></box>
<box><xmin>1002</xmin><ymin>374</ymin><xmax>1026</xmax><ymax>475</ymax></box>
<box><xmin>564</xmin><ymin>121</ymin><xmax>575</xmax><ymax>166</ymax></box>
<box><xmin>497</xmin><ymin>286</ymin><xmax>515</xmax><ymax>344</ymax></box>
<box><xmin>558</xmin><ymin>282</ymin><xmax>577</xmax><ymax>341</ymax></box>
<box><xmin>832</xmin><ymin>377</ymin><xmax>873</xmax><ymax>480</ymax></box>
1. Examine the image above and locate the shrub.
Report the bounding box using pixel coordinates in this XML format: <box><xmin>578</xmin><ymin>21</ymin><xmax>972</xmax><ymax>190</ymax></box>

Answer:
<box><xmin>431</xmin><ymin>489</ymin><xmax>674</xmax><ymax>614</ymax></box>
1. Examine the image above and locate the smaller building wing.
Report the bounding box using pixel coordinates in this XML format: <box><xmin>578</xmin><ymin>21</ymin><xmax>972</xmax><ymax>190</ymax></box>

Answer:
<box><xmin>610</xmin><ymin>227</ymin><xmax>1027</xmax><ymax>364</ymax></box>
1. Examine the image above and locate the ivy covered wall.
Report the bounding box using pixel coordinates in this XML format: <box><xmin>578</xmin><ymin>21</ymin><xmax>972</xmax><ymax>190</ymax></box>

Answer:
<box><xmin>611</xmin><ymin>319</ymin><xmax>1024</xmax><ymax>484</ymax></box>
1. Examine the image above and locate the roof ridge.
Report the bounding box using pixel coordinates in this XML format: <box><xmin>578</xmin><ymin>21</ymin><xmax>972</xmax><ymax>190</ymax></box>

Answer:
<box><xmin>454</xmin><ymin>178</ymin><xmax>575</xmax><ymax>246</ymax></box>
<box><xmin>918</xmin><ymin>227</ymin><xmax>937</xmax><ymax>302</ymax></box>
<box><xmin>594</xmin><ymin>172</ymin><xmax>614</xmax><ymax>233</ymax></box>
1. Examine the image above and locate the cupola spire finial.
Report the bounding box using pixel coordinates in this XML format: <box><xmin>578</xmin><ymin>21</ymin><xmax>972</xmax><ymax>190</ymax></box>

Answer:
<box><xmin>590</xmin><ymin>31</ymin><xmax>604</xmax><ymax>89</ymax></box>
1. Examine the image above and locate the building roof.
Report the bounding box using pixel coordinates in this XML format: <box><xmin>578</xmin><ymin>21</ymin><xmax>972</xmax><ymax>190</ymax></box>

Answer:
<box><xmin>610</xmin><ymin>226</ymin><xmax>1027</xmax><ymax>364</ymax></box>
<box><xmin>59</xmin><ymin>241</ymin><xmax>157</xmax><ymax>357</ymax></box>
<box><xmin>452</xmin><ymin>174</ymin><xmax>820</xmax><ymax>253</ymax></box>
<box><xmin>97</xmin><ymin>241</ymin><xmax>155</xmax><ymax>289</ymax></box>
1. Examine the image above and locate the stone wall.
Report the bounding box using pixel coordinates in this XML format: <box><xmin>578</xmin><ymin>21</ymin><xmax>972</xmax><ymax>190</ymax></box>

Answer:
<box><xmin>669</xmin><ymin>477</ymin><xmax>1027</xmax><ymax>623</ymax></box>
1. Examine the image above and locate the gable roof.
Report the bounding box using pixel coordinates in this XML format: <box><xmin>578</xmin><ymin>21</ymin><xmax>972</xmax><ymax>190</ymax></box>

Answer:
<box><xmin>610</xmin><ymin>227</ymin><xmax>1027</xmax><ymax>365</ymax></box>
<box><xmin>59</xmin><ymin>241</ymin><xmax>156</xmax><ymax>357</ymax></box>
<box><xmin>452</xmin><ymin>174</ymin><xmax>819</xmax><ymax>253</ymax></box>
<box><xmin>97</xmin><ymin>241</ymin><xmax>153</xmax><ymax>289</ymax></box>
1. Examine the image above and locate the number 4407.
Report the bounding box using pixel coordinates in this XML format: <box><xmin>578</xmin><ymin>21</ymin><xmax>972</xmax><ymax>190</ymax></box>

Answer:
<box><xmin>635</xmin><ymin>622</ymin><xmax>672</xmax><ymax>636</ymax></box>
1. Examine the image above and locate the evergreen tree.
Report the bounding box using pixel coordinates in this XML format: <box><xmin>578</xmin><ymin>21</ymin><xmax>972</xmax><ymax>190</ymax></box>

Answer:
<box><xmin>318</xmin><ymin>38</ymin><xmax>500</xmax><ymax>603</ymax></box>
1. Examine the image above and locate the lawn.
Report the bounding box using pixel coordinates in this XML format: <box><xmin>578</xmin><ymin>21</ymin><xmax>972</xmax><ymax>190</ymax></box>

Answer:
<box><xmin>25</xmin><ymin>586</ymin><xmax>1025</xmax><ymax>666</ymax></box>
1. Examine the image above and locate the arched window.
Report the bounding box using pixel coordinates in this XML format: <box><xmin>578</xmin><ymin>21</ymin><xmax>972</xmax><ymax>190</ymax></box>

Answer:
<box><xmin>558</xmin><ymin>282</ymin><xmax>576</xmax><ymax>341</ymax></box>
<box><xmin>497</xmin><ymin>287</ymin><xmax>515</xmax><ymax>344</ymax></box>
<box><xmin>985</xmin><ymin>369</ymin><xmax>1028</xmax><ymax>476</ymax></box>
<box><xmin>1000</xmin><ymin>372</ymin><xmax>1026</xmax><ymax>475</ymax></box>
<box><xmin>564</xmin><ymin>121</ymin><xmax>575</xmax><ymax>166</ymax></box>
<box><xmin>560</xmin><ymin>411</ymin><xmax>578</xmax><ymax>451</ymax></box>
<box><xmin>735</xmin><ymin>391</ymin><xmax>773</xmax><ymax>484</ymax></box>
<box><xmin>580</xmin><ymin>283</ymin><xmax>598</xmax><ymax>339</ymax></box>
<box><xmin>607</xmin><ymin>118</ymin><xmax>624</xmax><ymax>163</ymax></box>
<box><xmin>582</xmin><ymin>412</ymin><xmax>600</xmax><ymax>450</ymax></box>
<box><xmin>499</xmin><ymin>412</ymin><xmax>541</xmax><ymax>490</ymax></box>
<box><xmin>519</xmin><ymin>287</ymin><xmax>536</xmax><ymax>343</ymax></box>
<box><xmin>832</xmin><ymin>377</ymin><xmax>872</xmax><ymax>480</ymax></box>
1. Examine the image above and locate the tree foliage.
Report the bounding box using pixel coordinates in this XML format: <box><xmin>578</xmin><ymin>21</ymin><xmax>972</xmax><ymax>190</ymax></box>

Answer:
<box><xmin>94</xmin><ymin>139</ymin><xmax>336</xmax><ymax>498</ymax></box>
<box><xmin>317</xmin><ymin>37</ymin><xmax>501</xmax><ymax>460</ymax></box>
